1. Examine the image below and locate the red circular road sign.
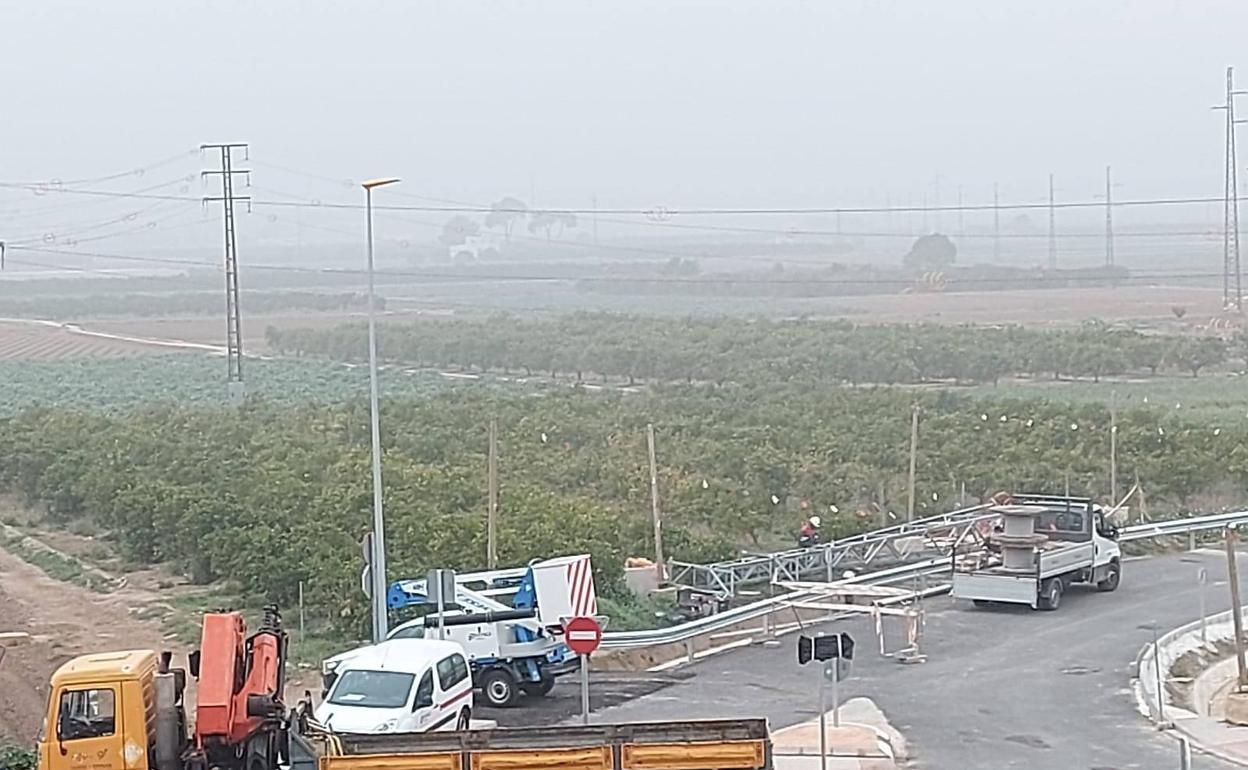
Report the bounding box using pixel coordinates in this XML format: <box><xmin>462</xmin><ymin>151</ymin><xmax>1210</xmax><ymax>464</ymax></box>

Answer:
<box><xmin>564</xmin><ymin>616</ymin><xmax>603</xmax><ymax>656</ymax></box>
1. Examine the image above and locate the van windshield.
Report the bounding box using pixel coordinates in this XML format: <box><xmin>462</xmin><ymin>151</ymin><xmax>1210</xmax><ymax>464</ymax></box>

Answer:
<box><xmin>327</xmin><ymin>670</ymin><xmax>415</xmax><ymax>709</ymax></box>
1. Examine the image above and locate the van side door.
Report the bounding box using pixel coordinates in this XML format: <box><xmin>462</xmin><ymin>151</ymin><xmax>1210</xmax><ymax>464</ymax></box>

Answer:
<box><xmin>434</xmin><ymin>654</ymin><xmax>472</xmax><ymax>730</ymax></box>
<box><xmin>409</xmin><ymin>671</ymin><xmax>436</xmax><ymax>732</ymax></box>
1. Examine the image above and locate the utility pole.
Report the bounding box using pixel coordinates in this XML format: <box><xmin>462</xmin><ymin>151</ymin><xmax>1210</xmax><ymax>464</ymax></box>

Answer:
<box><xmin>202</xmin><ymin>143</ymin><xmax>250</xmax><ymax>402</ymax></box>
<box><xmin>647</xmin><ymin>423</ymin><xmax>665</xmax><ymax>580</ymax></box>
<box><xmin>1047</xmin><ymin>173</ymin><xmax>1057</xmax><ymax>271</ymax></box>
<box><xmin>906</xmin><ymin>406</ymin><xmax>919</xmax><ymax>522</ymax></box>
<box><xmin>992</xmin><ymin>183</ymin><xmax>1001</xmax><ymax>262</ymax></box>
<box><xmin>1226</xmin><ymin>526</ymin><xmax>1248</xmax><ymax>690</ymax></box>
<box><xmin>1109</xmin><ymin>392</ymin><xmax>1118</xmax><ymax>503</ymax></box>
<box><xmin>1215</xmin><ymin>66</ymin><xmax>1246</xmax><ymax>311</ymax></box>
<box><xmin>1104</xmin><ymin>165</ymin><xmax>1115</xmax><ymax>268</ymax></box>
<box><xmin>361</xmin><ymin>176</ymin><xmax>401</xmax><ymax>643</ymax></box>
<box><xmin>933</xmin><ymin>174</ymin><xmax>941</xmax><ymax>232</ymax></box>
<box><xmin>487</xmin><ymin>418</ymin><xmax>499</xmax><ymax>570</ymax></box>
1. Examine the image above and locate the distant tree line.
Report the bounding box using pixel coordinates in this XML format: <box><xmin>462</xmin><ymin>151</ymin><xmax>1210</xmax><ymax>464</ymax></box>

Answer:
<box><xmin>265</xmin><ymin>314</ymin><xmax>1236</xmax><ymax>387</ymax></box>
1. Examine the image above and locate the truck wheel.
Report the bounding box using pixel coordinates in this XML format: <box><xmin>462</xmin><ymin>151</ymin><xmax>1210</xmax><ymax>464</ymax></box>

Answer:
<box><xmin>521</xmin><ymin>676</ymin><xmax>555</xmax><ymax>697</ymax></box>
<box><xmin>480</xmin><ymin>667</ymin><xmax>520</xmax><ymax>708</ymax></box>
<box><xmin>1039</xmin><ymin>578</ymin><xmax>1063</xmax><ymax>611</ymax></box>
<box><xmin>1097</xmin><ymin>560</ymin><xmax>1121</xmax><ymax>592</ymax></box>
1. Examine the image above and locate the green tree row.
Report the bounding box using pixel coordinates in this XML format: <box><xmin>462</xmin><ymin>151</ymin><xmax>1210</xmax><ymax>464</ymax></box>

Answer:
<box><xmin>1</xmin><ymin>384</ymin><xmax>1246</xmax><ymax>635</ymax></box>
<box><xmin>266</xmin><ymin>314</ymin><xmax>1234</xmax><ymax>387</ymax></box>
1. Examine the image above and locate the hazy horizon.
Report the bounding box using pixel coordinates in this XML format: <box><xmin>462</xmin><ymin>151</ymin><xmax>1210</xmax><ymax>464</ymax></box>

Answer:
<box><xmin>2</xmin><ymin>1</ymin><xmax>1247</xmax><ymax>270</ymax></box>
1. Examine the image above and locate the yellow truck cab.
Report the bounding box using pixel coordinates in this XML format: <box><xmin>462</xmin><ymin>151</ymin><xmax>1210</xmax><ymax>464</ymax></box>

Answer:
<box><xmin>38</xmin><ymin>650</ymin><xmax>161</xmax><ymax>770</ymax></box>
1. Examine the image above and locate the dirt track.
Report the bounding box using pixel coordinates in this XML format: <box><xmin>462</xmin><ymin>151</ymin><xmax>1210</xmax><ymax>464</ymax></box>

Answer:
<box><xmin>0</xmin><ymin>544</ymin><xmax>176</xmax><ymax>743</ymax></box>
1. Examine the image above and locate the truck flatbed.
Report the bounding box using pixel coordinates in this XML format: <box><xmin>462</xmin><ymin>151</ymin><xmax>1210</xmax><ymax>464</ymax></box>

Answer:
<box><xmin>301</xmin><ymin>719</ymin><xmax>772</xmax><ymax>770</ymax></box>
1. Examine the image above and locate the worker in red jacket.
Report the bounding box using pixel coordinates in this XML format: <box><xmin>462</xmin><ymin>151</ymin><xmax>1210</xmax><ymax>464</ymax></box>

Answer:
<box><xmin>798</xmin><ymin>515</ymin><xmax>822</xmax><ymax>547</ymax></box>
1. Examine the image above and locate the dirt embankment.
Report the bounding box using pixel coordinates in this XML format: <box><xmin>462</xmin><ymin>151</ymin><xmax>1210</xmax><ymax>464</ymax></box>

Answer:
<box><xmin>0</xmin><ymin>543</ymin><xmax>178</xmax><ymax>743</ymax></box>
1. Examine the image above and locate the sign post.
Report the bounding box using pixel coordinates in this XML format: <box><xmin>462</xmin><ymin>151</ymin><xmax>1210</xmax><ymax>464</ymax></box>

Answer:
<box><xmin>427</xmin><ymin>569</ymin><xmax>457</xmax><ymax>641</ymax></box>
<box><xmin>1199</xmin><ymin>566</ymin><xmax>1209</xmax><ymax>645</ymax></box>
<box><xmin>565</xmin><ymin>616</ymin><xmax>603</xmax><ymax>725</ymax></box>
<box><xmin>833</xmin><ymin>635</ymin><xmax>843</xmax><ymax>726</ymax></box>
<box><xmin>817</xmin><ymin>657</ymin><xmax>827</xmax><ymax>770</ymax></box>
<box><xmin>799</xmin><ymin>630</ymin><xmax>854</xmax><ymax>770</ymax></box>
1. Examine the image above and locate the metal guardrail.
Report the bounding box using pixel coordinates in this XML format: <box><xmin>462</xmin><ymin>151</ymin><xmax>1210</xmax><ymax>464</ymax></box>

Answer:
<box><xmin>1118</xmin><ymin>510</ymin><xmax>1248</xmax><ymax>542</ymax></box>
<box><xmin>602</xmin><ymin>509</ymin><xmax>1248</xmax><ymax>651</ymax></box>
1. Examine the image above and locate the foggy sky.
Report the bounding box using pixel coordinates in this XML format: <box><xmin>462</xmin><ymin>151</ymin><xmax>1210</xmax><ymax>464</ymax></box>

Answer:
<box><xmin>3</xmin><ymin>1</ymin><xmax>1247</xmax><ymax>238</ymax></box>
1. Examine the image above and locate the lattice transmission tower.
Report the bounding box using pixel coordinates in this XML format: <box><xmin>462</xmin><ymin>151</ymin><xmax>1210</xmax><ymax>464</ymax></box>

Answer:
<box><xmin>202</xmin><ymin>143</ymin><xmax>251</xmax><ymax>400</ymax></box>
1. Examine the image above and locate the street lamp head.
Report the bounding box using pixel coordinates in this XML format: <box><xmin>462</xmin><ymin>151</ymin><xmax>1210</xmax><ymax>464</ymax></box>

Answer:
<box><xmin>362</xmin><ymin>177</ymin><xmax>401</xmax><ymax>190</ymax></box>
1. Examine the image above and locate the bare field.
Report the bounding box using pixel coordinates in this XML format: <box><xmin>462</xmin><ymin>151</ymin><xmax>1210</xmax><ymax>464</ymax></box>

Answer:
<box><xmin>0</xmin><ymin>321</ymin><xmax>184</xmax><ymax>360</ymax></box>
<box><xmin>87</xmin><ymin>310</ymin><xmax>440</xmax><ymax>353</ymax></box>
<box><xmin>820</xmin><ymin>284</ymin><xmax>1229</xmax><ymax>328</ymax></box>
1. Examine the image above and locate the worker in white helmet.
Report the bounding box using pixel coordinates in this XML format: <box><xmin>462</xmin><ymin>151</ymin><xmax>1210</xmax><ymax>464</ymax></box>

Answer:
<box><xmin>798</xmin><ymin>514</ymin><xmax>822</xmax><ymax>548</ymax></box>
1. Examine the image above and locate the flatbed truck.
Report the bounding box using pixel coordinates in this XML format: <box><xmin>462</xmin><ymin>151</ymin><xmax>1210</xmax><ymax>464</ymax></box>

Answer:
<box><xmin>951</xmin><ymin>494</ymin><xmax>1122</xmax><ymax>611</ymax></box>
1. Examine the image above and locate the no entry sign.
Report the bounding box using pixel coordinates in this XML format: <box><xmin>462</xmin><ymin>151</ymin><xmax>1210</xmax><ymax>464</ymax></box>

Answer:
<box><xmin>565</xmin><ymin>616</ymin><xmax>603</xmax><ymax>656</ymax></box>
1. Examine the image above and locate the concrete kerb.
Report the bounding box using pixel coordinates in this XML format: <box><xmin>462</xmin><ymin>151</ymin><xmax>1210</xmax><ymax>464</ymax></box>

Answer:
<box><xmin>1134</xmin><ymin>606</ymin><xmax>1248</xmax><ymax>766</ymax></box>
<box><xmin>771</xmin><ymin>698</ymin><xmax>905</xmax><ymax>770</ymax></box>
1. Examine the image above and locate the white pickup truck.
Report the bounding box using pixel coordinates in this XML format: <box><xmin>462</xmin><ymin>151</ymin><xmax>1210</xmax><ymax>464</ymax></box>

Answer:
<box><xmin>951</xmin><ymin>494</ymin><xmax>1122</xmax><ymax>611</ymax></box>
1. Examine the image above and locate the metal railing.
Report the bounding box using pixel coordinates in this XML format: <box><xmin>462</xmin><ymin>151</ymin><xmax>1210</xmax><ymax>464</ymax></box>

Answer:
<box><xmin>602</xmin><ymin>509</ymin><xmax>1248</xmax><ymax>652</ymax></box>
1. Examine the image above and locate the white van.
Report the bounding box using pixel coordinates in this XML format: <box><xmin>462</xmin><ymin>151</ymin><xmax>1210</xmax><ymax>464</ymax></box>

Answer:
<box><xmin>314</xmin><ymin>639</ymin><xmax>473</xmax><ymax>733</ymax></box>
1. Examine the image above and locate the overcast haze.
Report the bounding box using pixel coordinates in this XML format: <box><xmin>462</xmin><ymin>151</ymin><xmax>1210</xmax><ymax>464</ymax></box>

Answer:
<box><xmin>3</xmin><ymin>1</ymin><xmax>1246</xmax><ymax>205</ymax></box>
<box><xmin>2</xmin><ymin>0</ymin><xmax>1247</xmax><ymax>273</ymax></box>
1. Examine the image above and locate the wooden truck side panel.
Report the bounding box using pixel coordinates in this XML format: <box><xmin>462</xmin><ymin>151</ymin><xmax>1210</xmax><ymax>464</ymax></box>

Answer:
<box><xmin>313</xmin><ymin>720</ymin><xmax>771</xmax><ymax>770</ymax></box>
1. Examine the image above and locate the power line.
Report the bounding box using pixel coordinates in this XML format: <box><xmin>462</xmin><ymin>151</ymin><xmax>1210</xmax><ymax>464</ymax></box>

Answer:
<box><xmin>4</xmin><ymin>199</ymin><xmax>195</xmax><ymax>246</ymax></box>
<box><xmin>0</xmin><ymin>148</ymin><xmax>198</xmax><ymax>188</ymax></box>
<box><xmin>0</xmin><ymin>180</ymin><xmax>1243</xmax><ymax>216</ymax></box>
<box><xmin>0</xmin><ymin>175</ymin><xmax>196</xmax><ymax>219</ymax></box>
<box><xmin>22</xmin><ymin>179</ymin><xmax>1230</xmax><ymax>244</ymax></box>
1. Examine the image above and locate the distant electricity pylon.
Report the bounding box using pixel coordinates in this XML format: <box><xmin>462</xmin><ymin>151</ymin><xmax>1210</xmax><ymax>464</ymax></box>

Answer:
<box><xmin>992</xmin><ymin>182</ymin><xmax>1000</xmax><ymax>262</ymax></box>
<box><xmin>202</xmin><ymin>142</ymin><xmax>251</xmax><ymax>401</ymax></box>
<box><xmin>1048</xmin><ymin>173</ymin><xmax>1057</xmax><ymax>271</ymax></box>
<box><xmin>1094</xmin><ymin>166</ymin><xmax>1122</xmax><ymax>271</ymax></box>
<box><xmin>1104</xmin><ymin>166</ymin><xmax>1115</xmax><ymax>268</ymax></box>
<box><xmin>1214</xmin><ymin>67</ymin><xmax>1246</xmax><ymax>311</ymax></box>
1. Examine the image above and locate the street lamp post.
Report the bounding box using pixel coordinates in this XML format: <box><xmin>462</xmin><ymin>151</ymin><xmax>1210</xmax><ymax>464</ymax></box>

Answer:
<box><xmin>363</xmin><ymin>177</ymin><xmax>400</xmax><ymax>643</ymax></box>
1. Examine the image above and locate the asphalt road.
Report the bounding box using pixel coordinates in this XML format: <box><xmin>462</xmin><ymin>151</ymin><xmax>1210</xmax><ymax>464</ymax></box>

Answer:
<box><xmin>583</xmin><ymin>550</ymin><xmax>1243</xmax><ymax>770</ymax></box>
<box><xmin>477</xmin><ymin>670</ymin><xmax>691</xmax><ymax>727</ymax></box>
